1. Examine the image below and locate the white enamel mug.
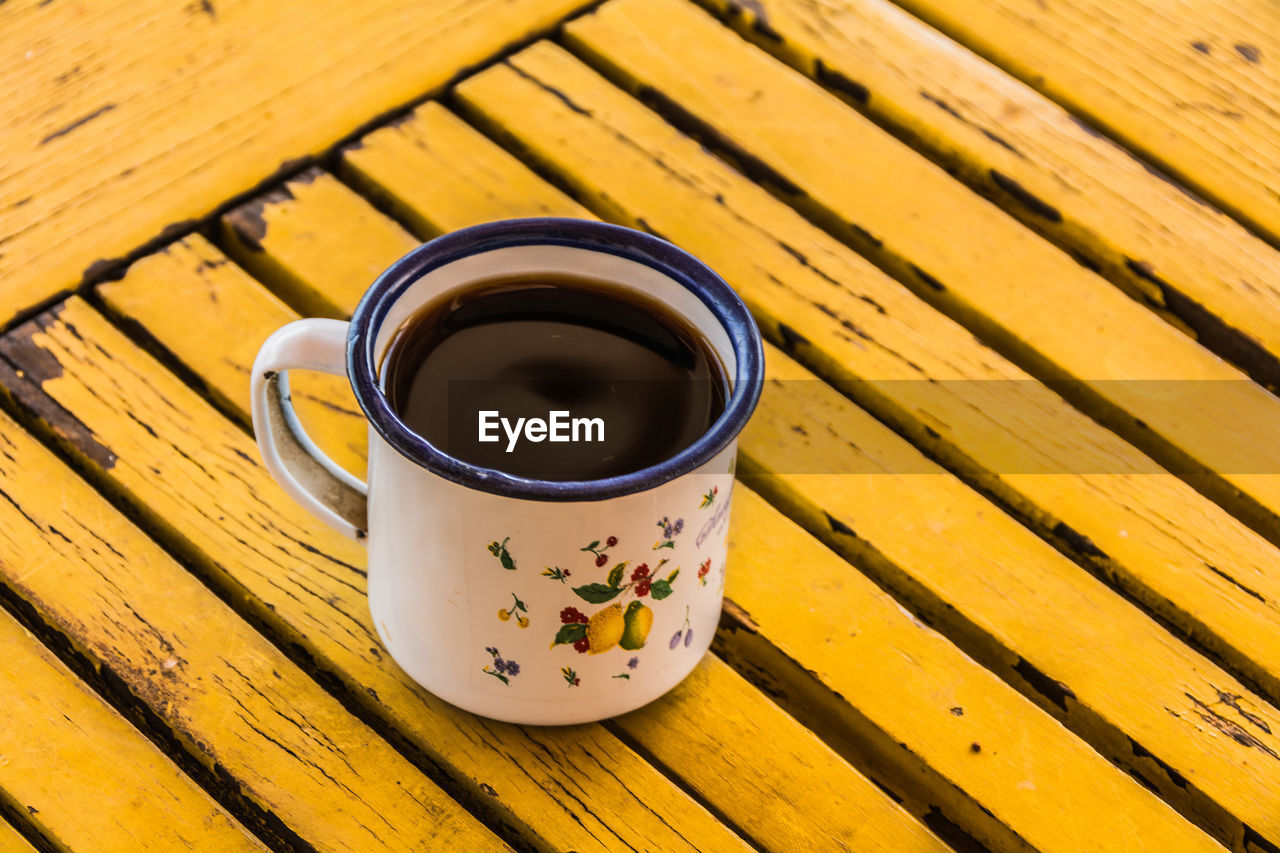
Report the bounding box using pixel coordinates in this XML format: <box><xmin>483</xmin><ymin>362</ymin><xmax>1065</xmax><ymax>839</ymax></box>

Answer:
<box><xmin>250</xmin><ymin>219</ymin><xmax>763</xmax><ymax>724</ymax></box>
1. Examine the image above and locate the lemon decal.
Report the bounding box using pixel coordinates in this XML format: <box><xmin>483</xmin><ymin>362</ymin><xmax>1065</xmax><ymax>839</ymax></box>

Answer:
<box><xmin>586</xmin><ymin>602</ymin><xmax>625</xmax><ymax>655</ymax></box>
<box><xmin>620</xmin><ymin>601</ymin><xmax>653</xmax><ymax>650</ymax></box>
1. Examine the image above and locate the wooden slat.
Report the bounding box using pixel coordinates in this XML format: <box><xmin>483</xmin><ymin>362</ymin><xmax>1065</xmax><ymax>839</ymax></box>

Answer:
<box><xmin>0</xmin><ymin>394</ymin><xmax>505</xmax><ymax>851</ymax></box>
<box><xmin>240</xmin><ymin>112</ymin><xmax>1218</xmax><ymax>852</ymax></box>
<box><xmin>0</xmin><ymin>0</ymin><xmax>591</xmax><ymax>326</ymax></box>
<box><xmin>341</xmin><ymin>103</ymin><xmax>595</xmax><ymax>234</ymax></box>
<box><xmin>0</xmin><ymin>607</ymin><xmax>264</xmax><ymax>852</ymax></box>
<box><xmin>107</xmin><ymin>194</ymin><xmax>950</xmax><ymax>853</ymax></box>
<box><xmin>445</xmin><ymin>40</ymin><xmax>1280</xmax><ymax>705</ymax></box>
<box><xmin>0</xmin><ymin>296</ymin><xmax>754</xmax><ymax>853</ymax></box>
<box><xmin>683</xmin><ymin>0</ymin><xmax>1280</xmax><ymax>391</ymax></box>
<box><xmin>745</xmin><ymin>344</ymin><xmax>1280</xmax><ymax>851</ymax></box>
<box><xmin>881</xmin><ymin>0</ymin><xmax>1280</xmax><ymax>246</ymax></box>
<box><xmin>721</xmin><ymin>487</ymin><xmax>1226</xmax><ymax>853</ymax></box>
<box><xmin>560</xmin><ymin>1</ymin><xmax>1280</xmax><ymax>544</ymax></box>
<box><xmin>448</xmin><ymin>52</ymin><xmax>1280</xmax><ymax>848</ymax></box>
<box><xmin>220</xmin><ymin>169</ymin><xmax>421</xmax><ymax>319</ymax></box>
<box><xmin>98</xmin><ymin>235</ymin><xmax>369</xmax><ymax>480</ymax></box>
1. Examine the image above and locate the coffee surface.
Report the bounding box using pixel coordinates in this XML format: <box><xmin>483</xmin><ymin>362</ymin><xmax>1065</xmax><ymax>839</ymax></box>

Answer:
<box><xmin>383</xmin><ymin>274</ymin><xmax>727</xmax><ymax>480</ymax></box>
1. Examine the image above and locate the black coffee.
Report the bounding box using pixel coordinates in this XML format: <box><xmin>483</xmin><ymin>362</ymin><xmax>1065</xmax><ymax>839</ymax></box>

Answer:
<box><xmin>383</xmin><ymin>274</ymin><xmax>728</xmax><ymax>480</ymax></box>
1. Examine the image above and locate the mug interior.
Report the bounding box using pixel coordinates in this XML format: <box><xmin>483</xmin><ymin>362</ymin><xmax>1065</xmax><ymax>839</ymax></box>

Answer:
<box><xmin>348</xmin><ymin>218</ymin><xmax>762</xmax><ymax>501</ymax></box>
<box><xmin>371</xmin><ymin>244</ymin><xmax>738</xmax><ymax>384</ymax></box>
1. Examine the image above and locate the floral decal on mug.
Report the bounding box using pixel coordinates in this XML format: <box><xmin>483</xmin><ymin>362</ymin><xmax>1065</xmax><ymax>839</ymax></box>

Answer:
<box><xmin>483</xmin><ymin>647</ymin><xmax>520</xmax><ymax>685</ymax></box>
<box><xmin>541</xmin><ymin>565</ymin><xmax>571</xmax><ymax>583</ymax></box>
<box><xmin>497</xmin><ymin>593</ymin><xmax>529</xmax><ymax>628</ymax></box>
<box><xmin>487</xmin><ymin>537</ymin><xmax>517</xmax><ymax>571</ymax></box>
<box><xmin>581</xmin><ymin>535</ymin><xmax>618</xmax><ymax>567</ymax></box>
<box><xmin>551</xmin><ymin>535</ymin><xmax>678</xmax><ymax>656</ymax></box>
<box><xmin>654</xmin><ymin>517</ymin><xmax>683</xmax><ymax>550</ymax></box>
<box><xmin>700</xmin><ymin>486</ymin><xmax>718</xmax><ymax>508</ymax></box>
<box><xmin>697</xmin><ymin>558</ymin><xmax>712</xmax><ymax>587</ymax></box>
<box><xmin>561</xmin><ymin>665</ymin><xmax>581</xmax><ymax>687</ymax></box>
<box><xmin>670</xmin><ymin>606</ymin><xmax>693</xmax><ymax>649</ymax></box>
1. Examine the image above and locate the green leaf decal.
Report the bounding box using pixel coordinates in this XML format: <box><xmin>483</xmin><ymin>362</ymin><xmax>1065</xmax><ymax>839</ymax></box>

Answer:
<box><xmin>581</xmin><ymin>540</ymin><xmax>600</xmax><ymax>552</ymax></box>
<box><xmin>553</xmin><ymin>623</ymin><xmax>588</xmax><ymax>645</ymax></box>
<box><xmin>649</xmin><ymin>579</ymin><xmax>674</xmax><ymax>600</ymax></box>
<box><xmin>607</xmin><ymin>563</ymin><xmax>626</xmax><ymax>588</ymax></box>
<box><xmin>666</xmin><ymin>568</ymin><xmax>679</xmax><ymax>583</ymax></box>
<box><xmin>573</xmin><ymin>582</ymin><xmax>624</xmax><ymax>604</ymax></box>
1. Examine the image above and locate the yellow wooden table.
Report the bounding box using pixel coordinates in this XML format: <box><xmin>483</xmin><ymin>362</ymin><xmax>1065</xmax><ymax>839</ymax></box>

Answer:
<box><xmin>3</xmin><ymin>0</ymin><xmax>1279</xmax><ymax>849</ymax></box>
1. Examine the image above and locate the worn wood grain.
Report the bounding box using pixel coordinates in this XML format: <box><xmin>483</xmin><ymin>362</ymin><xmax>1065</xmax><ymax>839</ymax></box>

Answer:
<box><xmin>102</xmin><ymin>194</ymin><xmax>950</xmax><ymax>853</ymax></box>
<box><xmin>450</xmin><ymin>46</ymin><xmax>1280</xmax><ymax>734</ymax></box>
<box><xmin>884</xmin><ymin>0</ymin><xmax>1280</xmax><ymax>246</ymax></box>
<box><xmin>244</xmin><ymin>110</ymin><xmax>1220</xmax><ymax>853</ymax></box>
<box><xmin>98</xmin><ymin>235</ymin><xmax>369</xmax><ymax>480</ymax></box>
<box><xmin>0</xmin><ymin>607</ymin><xmax>264</xmax><ymax>853</ymax></box>
<box><xmin>0</xmin><ymin>0</ymin><xmax>592</xmax><ymax>327</ymax></box>
<box><xmin>341</xmin><ymin>103</ymin><xmax>595</xmax><ymax>234</ymax></box>
<box><xmin>0</xmin><ymin>297</ymin><xmax>753</xmax><ymax>853</ymax></box>
<box><xmin>720</xmin><ymin>487</ymin><xmax>1225</xmax><ymax>853</ymax></box>
<box><xmin>674</xmin><ymin>0</ymin><xmax>1280</xmax><ymax>391</ymax></box>
<box><xmin>560</xmin><ymin>4</ymin><xmax>1280</xmax><ymax>543</ymax></box>
<box><xmin>0</xmin><ymin>403</ymin><xmax>506</xmax><ymax>851</ymax></box>
<box><xmin>220</xmin><ymin>169</ymin><xmax>421</xmax><ymax>319</ymax></box>
<box><xmin>741</xmin><ymin>344</ymin><xmax>1280</xmax><ymax>851</ymax></box>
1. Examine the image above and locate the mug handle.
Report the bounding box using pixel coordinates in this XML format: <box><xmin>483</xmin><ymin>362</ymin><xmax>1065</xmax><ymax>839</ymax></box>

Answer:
<box><xmin>251</xmin><ymin>319</ymin><xmax>369</xmax><ymax>541</ymax></box>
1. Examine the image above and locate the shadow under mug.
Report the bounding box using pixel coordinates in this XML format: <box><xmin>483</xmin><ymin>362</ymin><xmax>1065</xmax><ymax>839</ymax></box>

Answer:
<box><xmin>251</xmin><ymin>218</ymin><xmax>763</xmax><ymax>724</ymax></box>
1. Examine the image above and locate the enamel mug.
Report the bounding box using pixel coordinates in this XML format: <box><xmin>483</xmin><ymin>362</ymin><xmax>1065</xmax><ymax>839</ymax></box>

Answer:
<box><xmin>250</xmin><ymin>219</ymin><xmax>763</xmax><ymax>724</ymax></box>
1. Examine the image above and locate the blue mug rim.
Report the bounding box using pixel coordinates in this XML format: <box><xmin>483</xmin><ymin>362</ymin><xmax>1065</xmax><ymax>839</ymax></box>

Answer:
<box><xmin>347</xmin><ymin>218</ymin><xmax>764</xmax><ymax>502</ymax></box>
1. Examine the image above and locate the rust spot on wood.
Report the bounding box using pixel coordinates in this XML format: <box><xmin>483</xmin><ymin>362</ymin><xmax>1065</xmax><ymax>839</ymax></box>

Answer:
<box><xmin>80</xmin><ymin>257</ymin><xmax>127</xmax><ymax>284</ymax></box>
<box><xmin>224</xmin><ymin>186</ymin><xmax>295</xmax><ymax>252</ymax></box>
<box><xmin>1051</xmin><ymin>521</ymin><xmax>1108</xmax><ymax>560</ymax></box>
<box><xmin>1186</xmin><ymin>692</ymin><xmax>1279</xmax><ymax>758</ymax></box>
<box><xmin>0</xmin><ymin>309</ymin><xmax>117</xmax><ymax>470</ymax></box>
<box><xmin>813</xmin><ymin>59</ymin><xmax>868</xmax><ymax>104</ymax></box>
<box><xmin>1125</xmin><ymin>256</ymin><xmax>1280</xmax><ymax>388</ymax></box>
<box><xmin>1235</xmin><ymin>43</ymin><xmax>1262</xmax><ymax>63</ymax></box>
<box><xmin>908</xmin><ymin>264</ymin><xmax>945</xmax><ymax>292</ymax></box>
<box><xmin>846</xmin><ymin>223</ymin><xmax>883</xmax><ymax>251</ymax></box>
<box><xmin>989</xmin><ymin>170</ymin><xmax>1061</xmax><ymax>222</ymax></box>
<box><xmin>721</xmin><ymin>597</ymin><xmax>759</xmax><ymax>634</ymax></box>
<box><xmin>949</xmin><ymin>706</ymin><xmax>963</xmax><ymax>716</ymax></box>
<box><xmin>776</xmin><ymin>322</ymin><xmax>809</xmax><ymax>351</ymax></box>
<box><xmin>1205</xmin><ymin>564</ymin><xmax>1266</xmax><ymax>603</ymax></box>
<box><xmin>722</xmin><ymin>0</ymin><xmax>783</xmax><ymax>41</ymax></box>
<box><xmin>968</xmin><ymin>742</ymin><xmax>981</xmax><ymax>753</ymax></box>
<box><xmin>1216</xmin><ymin>689</ymin><xmax>1272</xmax><ymax>734</ymax></box>
<box><xmin>1066</xmin><ymin>114</ymin><xmax>1105</xmax><ymax>140</ymax></box>
<box><xmin>1191</xmin><ymin>41</ymin><xmax>1211</xmax><ymax>55</ymax></box>
<box><xmin>920</xmin><ymin>91</ymin><xmax>1023</xmax><ymax>157</ymax></box>
<box><xmin>156</xmin><ymin>218</ymin><xmax>201</xmax><ymax>243</ymax></box>
<box><xmin>39</xmin><ymin>103</ymin><xmax>117</xmax><ymax>145</ymax></box>
<box><xmin>631</xmin><ymin>83</ymin><xmax>804</xmax><ymax>198</ymax></box>
<box><xmin>1013</xmin><ymin>657</ymin><xmax>1075</xmax><ymax>711</ymax></box>
<box><xmin>824</xmin><ymin>511</ymin><xmax>855</xmax><ymax>537</ymax></box>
